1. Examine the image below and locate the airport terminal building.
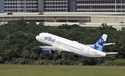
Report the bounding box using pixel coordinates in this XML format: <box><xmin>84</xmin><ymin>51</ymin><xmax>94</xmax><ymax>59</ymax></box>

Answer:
<box><xmin>44</xmin><ymin>0</ymin><xmax>125</xmax><ymax>12</ymax></box>
<box><xmin>0</xmin><ymin>0</ymin><xmax>125</xmax><ymax>30</ymax></box>
<box><xmin>0</xmin><ymin>0</ymin><xmax>43</xmax><ymax>12</ymax></box>
<box><xmin>0</xmin><ymin>0</ymin><xmax>125</xmax><ymax>13</ymax></box>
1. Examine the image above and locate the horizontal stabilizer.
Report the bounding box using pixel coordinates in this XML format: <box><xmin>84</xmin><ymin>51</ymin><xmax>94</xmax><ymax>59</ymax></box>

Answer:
<box><xmin>104</xmin><ymin>43</ymin><xmax>116</xmax><ymax>46</ymax></box>
<box><xmin>105</xmin><ymin>52</ymin><xmax>118</xmax><ymax>55</ymax></box>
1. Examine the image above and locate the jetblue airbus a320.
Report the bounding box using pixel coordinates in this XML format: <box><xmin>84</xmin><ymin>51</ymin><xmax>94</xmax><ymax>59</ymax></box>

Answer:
<box><xmin>36</xmin><ymin>32</ymin><xmax>117</xmax><ymax>57</ymax></box>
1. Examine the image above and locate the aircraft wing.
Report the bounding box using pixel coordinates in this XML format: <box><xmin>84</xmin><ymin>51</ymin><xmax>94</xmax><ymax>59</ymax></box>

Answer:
<box><xmin>39</xmin><ymin>46</ymin><xmax>57</xmax><ymax>50</ymax></box>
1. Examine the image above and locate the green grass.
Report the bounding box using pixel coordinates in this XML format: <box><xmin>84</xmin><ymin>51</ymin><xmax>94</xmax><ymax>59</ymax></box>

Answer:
<box><xmin>0</xmin><ymin>64</ymin><xmax>125</xmax><ymax>76</ymax></box>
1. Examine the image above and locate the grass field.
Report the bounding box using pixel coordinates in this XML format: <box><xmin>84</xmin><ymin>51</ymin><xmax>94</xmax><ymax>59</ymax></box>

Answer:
<box><xmin>0</xmin><ymin>64</ymin><xmax>125</xmax><ymax>76</ymax></box>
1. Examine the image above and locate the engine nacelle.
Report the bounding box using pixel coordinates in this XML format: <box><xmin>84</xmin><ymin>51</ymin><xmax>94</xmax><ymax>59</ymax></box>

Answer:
<box><xmin>40</xmin><ymin>48</ymin><xmax>55</xmax><ymax>55</ymax></box>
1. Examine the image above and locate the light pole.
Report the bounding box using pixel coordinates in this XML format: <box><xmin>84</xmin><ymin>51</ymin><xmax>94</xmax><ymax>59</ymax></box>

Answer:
<box><xmin>115</xmin><ymin>0</ymin><xmax>117</xmax><ymax>12</ymax></box>
<box><xmin>121</xmin><ymin>0</ymin><xmax>123</xmax><ymax>13</ymax></box>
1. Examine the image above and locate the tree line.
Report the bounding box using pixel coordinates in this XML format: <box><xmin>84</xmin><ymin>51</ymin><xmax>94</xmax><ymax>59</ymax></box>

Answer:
<box><xmin>0</xmin><ymin>20</ymin><xmax>125</xmax><ymax>65</ymax></box>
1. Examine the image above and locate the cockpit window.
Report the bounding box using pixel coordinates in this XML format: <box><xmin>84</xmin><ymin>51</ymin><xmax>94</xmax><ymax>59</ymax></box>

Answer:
<box><xmin>44</xmin><ymin>37</ymin><xmax>55</xmax><ymax>42</ymax></box>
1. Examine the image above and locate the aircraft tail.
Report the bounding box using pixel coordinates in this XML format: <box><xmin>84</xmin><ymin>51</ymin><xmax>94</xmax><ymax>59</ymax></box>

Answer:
<box><xmin>91</xmin><ymin>34</ymin><xmax>108</xmax><ymax>51</ymax></box>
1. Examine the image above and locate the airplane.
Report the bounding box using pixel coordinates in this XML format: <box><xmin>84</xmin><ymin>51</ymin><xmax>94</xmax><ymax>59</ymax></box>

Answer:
<box><xmin>36</xmin><ymin>32</ymin><xmax>118</xmax><ymax>57</ymax></box>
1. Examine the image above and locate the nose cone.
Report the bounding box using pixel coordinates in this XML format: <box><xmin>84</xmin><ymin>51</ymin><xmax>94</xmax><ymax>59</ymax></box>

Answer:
<box><xmin>36</xmin><ymin>33</ymin><xmax>48</xmax><ymax>42</ymax></box>
<box><xmin>36</xmin><ymin>35</ymin><xmax>40</xmax><ymax>41</ymax></box>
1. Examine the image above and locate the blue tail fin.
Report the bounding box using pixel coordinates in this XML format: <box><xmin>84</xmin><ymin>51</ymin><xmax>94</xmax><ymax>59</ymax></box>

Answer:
<box><xmin>91</xmin><ymin>34</ymin><xmax>108</xmax><ymax>51</ymax></box>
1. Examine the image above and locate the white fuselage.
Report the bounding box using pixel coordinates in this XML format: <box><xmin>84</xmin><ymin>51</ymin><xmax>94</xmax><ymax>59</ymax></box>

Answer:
<box><xmin>36</xmin><ymin>33</ymin><xmax>106</xmax><ymax>57</ymax></box>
